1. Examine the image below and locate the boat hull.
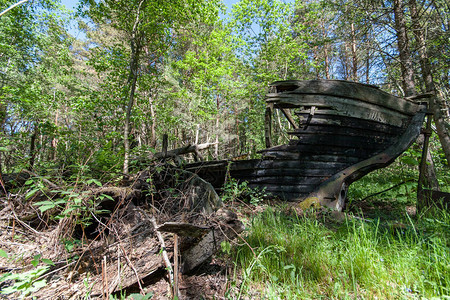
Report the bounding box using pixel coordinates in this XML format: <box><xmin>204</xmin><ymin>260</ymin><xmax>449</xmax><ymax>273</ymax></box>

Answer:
<box><xmin>185</xmin><ymin>80</ymin><xmax>427</xmax><ymax>210</ymax></box>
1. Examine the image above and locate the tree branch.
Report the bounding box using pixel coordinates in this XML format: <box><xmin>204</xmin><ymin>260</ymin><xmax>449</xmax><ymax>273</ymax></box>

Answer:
<box><xmin>0</xmin><ymin>0</ymin><xmax>29</xmax><ymax>18</ymax></box>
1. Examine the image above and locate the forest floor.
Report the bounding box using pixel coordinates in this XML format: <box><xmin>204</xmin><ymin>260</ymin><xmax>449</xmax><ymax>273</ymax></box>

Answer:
<box><xmin>0</xmin><ymin>169</ymin><xmax>448</xmax><ymax>299</ymax></box>
<box><xmin>0</xmin><ymin>195</ymin><xmax>235</xmax><ymax>299</ymax></box>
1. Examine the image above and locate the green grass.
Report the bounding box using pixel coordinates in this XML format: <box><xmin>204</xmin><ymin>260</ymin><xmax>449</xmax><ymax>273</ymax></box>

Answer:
<box><xmin>231</xmin><ymin>207</ymin><xmax>450</xmax><ymax>299</ymax></box>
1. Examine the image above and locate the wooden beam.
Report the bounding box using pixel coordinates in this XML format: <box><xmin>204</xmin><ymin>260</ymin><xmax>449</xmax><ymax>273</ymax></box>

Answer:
<box><xmin>279</xmin><ymin>108</ymin><xmax>298</xmax><ymax>129</ymax></box>
<box><xmin>265</xmin><ymin>104</ymin><xmax>273</xmax><ymax>148</ymax></box>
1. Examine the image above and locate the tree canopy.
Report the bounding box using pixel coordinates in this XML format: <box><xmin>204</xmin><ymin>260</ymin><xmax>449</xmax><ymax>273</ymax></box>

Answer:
<box><xmin>0</xmin><ymin>0</ymin><xmax>448</xmax><ymax>178</ymax></box>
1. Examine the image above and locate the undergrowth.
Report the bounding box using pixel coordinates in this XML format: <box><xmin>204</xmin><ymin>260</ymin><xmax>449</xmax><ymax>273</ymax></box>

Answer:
<box><xmin>231</xmin><ymin>207</ymin><xmax>450</xmax><ymax>299</ymax></box>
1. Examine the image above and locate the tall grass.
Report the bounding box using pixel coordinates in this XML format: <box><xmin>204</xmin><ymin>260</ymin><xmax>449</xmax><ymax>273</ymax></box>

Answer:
<box><xmin>232</xmin><ymin>207</ymin><xmax>450</xmax><ymax>299</ymax></box>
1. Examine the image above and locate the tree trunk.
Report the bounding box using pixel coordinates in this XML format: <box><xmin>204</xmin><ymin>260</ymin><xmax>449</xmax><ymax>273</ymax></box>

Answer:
<box><xmin>393</xmin><ymin>0</ymin><xmax>416</xmax><ymax>96</ymax></box>
<box><xmin>393</xmin><ymin>0</ymin><xmax>440</xmax><ymax>193</ymax></box>
<box><xmin>149</xmin><ymin>95</ymin><xmax>157</xmax><ymax>149</ymax></box>
<box><xmin>52</xmin><ymin>108</ymin><xmax>58</xmax><ymax>161</ymax></box>
<box><xmin>29</xmin><ymin>124</ymin><xmax>38</xmax><ymax>168</ymax></box>
<box><xmin>123</xmin><ymin>0</ymin><xmax>144</xmax><ymax>175</ymax></box>
<box><xmin>123</xmin><ymin>37</ymin><xmax>140</xmax><ymax>175</ymax></box>
<box><xmin>350</xmin><ymin>23</ymin><xmax>358</xmax><ymax>81</ymax></box>
<box><xmin>123</xmin><ymin>53</ymin><xmax>138</xmax><ymax>175</ymax></box>
<box><xmin>409</xmin><ymin>0</ymin><xmax>450</xmax><ymax>165</ymax></box>
<box><xmin>321</xmin><ymin>22</ymin><xmax>330</xmax><ymax>80</ymax></box>
<box><xmin>214</xmin><ymin>95</ymin><xmax>219</xmax><ymax>159</ymax></box>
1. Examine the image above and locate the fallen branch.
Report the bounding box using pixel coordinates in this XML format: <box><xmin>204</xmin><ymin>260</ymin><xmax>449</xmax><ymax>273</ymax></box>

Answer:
<box><xmin>173</xmin><ymin>234</ymin><xmax>179</xmax><ymax>299</ymax></box>
<box><xmin>11</xmin><ymin>205</ymin><xmax>42</xmax><ymax>235</ymax></box>
<box><xmin>117</xmin><ymin>241</ymin><xmax>145</xmax><ymax>295</ymax></box>
<box><xmin>360</xmin><ymin>179</ymin><xmax>414</xmax><ymax>202</ymax></box>
<box><xmin>149</xmin><ymin>216</ymin><xmax>173</xmax><ymax>282</ymax></box>
<box><xmin>135</xmin><ymin>207</ymin><xmax>174</xmax><ymax>294</ymax></box>
<box><xmin>22</xmin><ymin>169</ymin><xmax>60</xmax><ymax>189</ymax></box>
<box><xmin>0</xmin><ymin>0</ymin><xmax>29</xmax><ymax>17</ymax></box>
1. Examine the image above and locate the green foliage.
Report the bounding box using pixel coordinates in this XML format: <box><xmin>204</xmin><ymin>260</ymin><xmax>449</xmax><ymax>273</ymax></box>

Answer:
<box><xmin>221</xmin><ymin>240</ymin><xmax>232</xmax><ymax>255</ymax></box>
<box><xmin>0</xmin><ymin>249</ymin><xmax>8</xmax><ymax>258</ymax></box>
<box><xmin>0</xmin><ymin>266</ymin><xmax>48</xmax><ymax>298</ymax></box>
<box><xmin>0</xmin><ymin>254</ymin><xmax>54</xmax><ymax>298</ymax></box>
<box><xmin>222</xmin><ymin>178</ymin><xmax>267</xmax><ymax>205</ymax></box>
<box><xmin>232</xmin><ymin>207</ymin><xmax>450</xmax><ymax>298</ymax></box>
<box><xmin>25</xmin><ymin>174</ymin><xmax>110</xmax><ymax>232</ymax></box>
<box><xmin>129</xmin><ymin>292</ymin><xmax>154</xmax><ymax>300</ymax></box>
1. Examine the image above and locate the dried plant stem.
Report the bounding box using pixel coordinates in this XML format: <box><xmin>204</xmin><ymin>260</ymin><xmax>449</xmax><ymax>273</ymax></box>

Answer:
<box><xmin>149</xmin><ymin>215</ymin><xmax>174</xmax><ymax>293</ymax></box>
<box><xmin>173</xmin><ymin>234</ymin><xmax>179</xmax><ymax>298</ymax></box>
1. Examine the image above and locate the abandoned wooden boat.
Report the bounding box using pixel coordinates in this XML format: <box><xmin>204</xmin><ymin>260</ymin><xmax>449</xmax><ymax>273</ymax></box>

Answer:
<box><xmin>185</xmin><ymin>80</ymin><xmax>427</xmax><ymax>211</ymax></box>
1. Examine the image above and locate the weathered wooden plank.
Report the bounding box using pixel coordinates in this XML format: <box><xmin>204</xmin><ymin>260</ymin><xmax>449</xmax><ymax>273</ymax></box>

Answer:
<box><xmin>230</xmin><ymin>159</ymin><xmax>348</xmax><ymax>170</ymax></box>
<box><xmin>288</xmin><ymin>134</ymin><xmax>392</xmax><ymax>150</ymax></box>
<box><xmin>248</xmin><ymin>184</ymin><xmax>317</xmax><ymax>194</ymax></box>
<box><xmin>288</xmin><ymin>132</ymin><xmax>396</xmax><ymax>147</ymax></box>
<box><xmin>269</xmin><ymin>94</ymin><xmax>415</xmax><ymax>119</ymax></box>
<box><xmin>230</xmin><ymin>168</ymin><xmax>334</xmax><ymax>178</ymax></box>
<box><xmin>263</xmin><ymin>191</ymin><xmax>310</xmax><ymax>201</ymax></box>
<box><xmin>265</xmin><ymin>105</ymin><xmax>273</xmax><ymax>148</ymax></box>
<box><xmin>266</xmin><ymin>80</ymin><xmax>422</xmax><ymax>115</ymax></box>
<box><xmin>260</xmin><ymin>152</ymin><xmax>361</xmax><ymax>163</ymax></box>
<box><xmin>295</xmin><ymin>114</ymin><xmax>405</xmax><ymax>135</ymax></box>
<box><xmin>245</xmin><ymin>176</ymin><xmax>326</xmax><ymax>185</ymax></box>
<box><xmin>288</xmin><ymin>125</ymin><xmax>399</xmax><ymax>138</ymax></box>
<box><xmin>280</xmin><ymin>108</ymin><xmax>299</xmax><ymax>129</ymax></box>
<box><xmin>261</xmin><ymin>144</ymin><xmax>375</xmax><ymax>159</ymax></box>
<box><xmin>294</xmin><ymin>107</ymin><xmax>407</xmax><ymax>127</ymax></box>
<box><xmin>154</xmin><ymin>142</ymin><xmax>217</xmax><ymax>159</ymax></box>
<box><xmin>184</xmin><ymin>160</ymin><xmax>228</xmax><ymax>170</ymax></box>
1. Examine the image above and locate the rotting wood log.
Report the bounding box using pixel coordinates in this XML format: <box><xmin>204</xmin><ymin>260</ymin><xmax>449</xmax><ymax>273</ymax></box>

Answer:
<box><xmin>157</xmin><ymin>222</ymin><xmax>210</xmax><ymax>238</ymax></box>
<box><xmin>180</xmin><ymin>208</ymin><xmax>244</xmax><ymax>273</ymax></box>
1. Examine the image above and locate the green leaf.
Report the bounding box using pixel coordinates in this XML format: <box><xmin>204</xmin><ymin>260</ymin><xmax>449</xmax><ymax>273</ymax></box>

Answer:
<box><xmin>25</xmin><ymin>188</ymin><xmax>40</xmax><ymax>200</ymax></box>
<box><xmin>62</xmin><ymin>207</ymin><xmax>79</xmax><ymax>215</ymax></box>
<box><xmin>31</xmin><ymin>254</ymin><xmax>41</xmax><ymax>267</ymax></box>
<box><xmin>100</xmin><ymin>194</ymin><xmax>114</xmax><ymax>201</ymax></box>
<box><xmin>86</xmin><ymin>179</ymin><xmax>102</xmax><ymax>187</ymax></box>
<box><xmin>41</xmin><ymin>258</ymin><xmax>55</xmax><ymax>266</ymax></box>
<box><xmin>31</xmin><ymin>279</ymin><xmax>47</xmax><ymax>291</ymax></box>
<box><xmin>130</xmin><ymin>292</ymin><xmax>154</xmax><ymax>300</ymax></box>
<box><xmin>36</xmin><ymin>204</ymin><xmax>56</xmax><ymax>213</ymax></box>
<box><xmin>0</xmin><ymin>249</ymin><xmax>8</xmax><ymax>258</ymax></box>
<box><xmin>401</xmin><ymin>156</ymin><xmax>419</xmax><ymax>166</ymax></box>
